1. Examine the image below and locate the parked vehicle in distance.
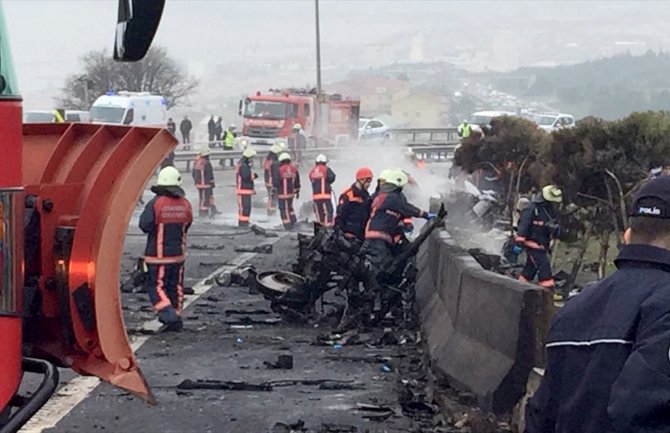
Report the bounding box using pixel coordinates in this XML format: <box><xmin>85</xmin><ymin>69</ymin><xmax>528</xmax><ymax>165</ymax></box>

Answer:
<box><xmin>359</xmin><ymin>117</ymin><xmax>390</xmax><ymax>141</ymax></box>
<box><xmin>534</xmin><ymin>113</ymin><xmax>575</xmax><ymax>132</ymax></box>
<box><xmin>468</xmin><ymin>110</ymin><xmax>516</xmax><ymax>133</ymax></box>
<box><xmin>23</xmin><ymin>109</ymin><xmax>90</xmax><ymax>123</ymax></box>
<box><xmin>90</xmin><ymin>91</ymin><xmax>167</xmax><ymax>127</ymax></box>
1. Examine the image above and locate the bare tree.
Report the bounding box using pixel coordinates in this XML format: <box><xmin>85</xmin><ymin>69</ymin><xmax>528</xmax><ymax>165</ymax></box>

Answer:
<box><xmin>57</xmin><ymin>46</ymin><xmax>199</xmax><ymax>110</ymax></box>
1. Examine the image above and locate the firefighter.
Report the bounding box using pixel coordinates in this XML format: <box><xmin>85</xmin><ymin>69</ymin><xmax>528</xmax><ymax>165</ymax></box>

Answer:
<box><xmin>335</xmin><ymin>167</ymin><xmax>373</xmax><ymax>241</ymax></box>
<box><xmin>139</xmin><ymin>166</ymin><xmax>193</xmax><ymax>332</ymax></box>
<box><xmin>192</xmin><ymin>147</ymin><xmax>219</xmax><ymax>217</ymax></box>
<box><xmin>288</xmin><ymin>123</ymin><xmax>306</xmax><ymax>166</ymax></box>
<box><xmin>515</xmin><ymin>184</ymin><xmax>562</xmax><ymax>296</ymax></box>
<box><xmin>364</xmin><ymin>169</ymin><xmax>435</xmax><ymax>269</ymax></box>
<box><xmin>457</xmin><ymin>120</ymin><xmax>472</xmax><ymax>139</ymax></box>
<box><xmin>309</xmin><ymin>154</ymin><xmax>336</xmax><ymax>227</ymax></box>
<box><xmin>273</xmin><ymin>152</ymin><xmax>300</xmax><ymax>230</ymax></box>
<box><xmin>526</xmin><ymin>175</ymin><xmax>670</xmax><ymax>433</ymax></box>
<box><xmin>264</xmin><ymin>143</ymin><xmax>282</xmax><ymax>215</ymax></box>
<box><xmin>236</xmin><ymin>147</ymin><xmax>258</xmax><ymax>227</ymax></box>
<box><xmin>222</xmin><ymin>123</ymin><xmax>236</xmax><ymax>167</ymax></box>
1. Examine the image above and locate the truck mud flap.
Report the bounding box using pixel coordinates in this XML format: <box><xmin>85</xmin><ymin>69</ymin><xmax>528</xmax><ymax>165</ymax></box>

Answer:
<box><xmin>22</xmin><ymin>123</ymin><xmax>176</xmax><ymax>403</ymax></box>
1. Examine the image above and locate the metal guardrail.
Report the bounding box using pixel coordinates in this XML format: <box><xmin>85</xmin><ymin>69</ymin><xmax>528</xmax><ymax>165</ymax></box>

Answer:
<box><xmin>173</xmin><ymin>144</ymin><xmax>457</xmax><ymax>171</ymax></box>
<box><xmin>173</xmin><ymin>128</ymin><xmax>460</xmax><ymax>171</ymax></box>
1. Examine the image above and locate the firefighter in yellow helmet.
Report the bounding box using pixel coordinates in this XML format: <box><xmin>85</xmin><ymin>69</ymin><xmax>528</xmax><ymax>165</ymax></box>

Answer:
<box><xmin>235</xmin><ymin>147</ymin><xmax>258</xmax><ymax>226</ymax></box>
<box><xmin>514</xmin><ymin>184</ymin><xmax>563</xmax><ymax>298</ymax></box>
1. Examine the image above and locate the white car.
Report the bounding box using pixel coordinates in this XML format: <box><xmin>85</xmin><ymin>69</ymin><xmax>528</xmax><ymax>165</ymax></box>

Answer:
<box><xmin>534</xmin><ymin>113</ymin><xmax>575</xmax><ymax>132</ymax></box>
<box><xmin>468</xmin><ymin>110</ymin><xmax>516</xmax><ymax>133</ymax></box>
<box><xmin>358</xmin><ymin>117</ymin><xmax>390</xmax><ymax>141</ymax></box>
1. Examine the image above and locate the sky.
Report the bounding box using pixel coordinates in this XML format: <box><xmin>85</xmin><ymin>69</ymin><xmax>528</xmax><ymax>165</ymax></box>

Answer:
<box><xmin>5</xmin><ymin>0</ymin><xmax>670</xmax><ymax>110</ymax></box>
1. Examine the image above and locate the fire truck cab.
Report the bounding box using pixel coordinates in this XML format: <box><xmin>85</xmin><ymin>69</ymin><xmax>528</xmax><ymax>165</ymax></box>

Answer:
<box><xmin>239</xmin><ymin>89</ymin><xmax>360</xmax><ymax>147</ymax></box>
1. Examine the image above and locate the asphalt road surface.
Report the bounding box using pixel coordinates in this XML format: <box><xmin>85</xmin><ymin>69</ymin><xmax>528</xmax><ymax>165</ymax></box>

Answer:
<box><xmin>20</xmin><ymin>170</ymin><xmax>438</xmax><ymax>433</ymax></box>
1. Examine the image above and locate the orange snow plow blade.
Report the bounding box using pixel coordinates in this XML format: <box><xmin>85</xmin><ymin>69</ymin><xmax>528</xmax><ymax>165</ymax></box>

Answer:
<box><xmin>22</xmin><ymin>123</ymin><xmax>177</xmax><ymax>403</ymax></box>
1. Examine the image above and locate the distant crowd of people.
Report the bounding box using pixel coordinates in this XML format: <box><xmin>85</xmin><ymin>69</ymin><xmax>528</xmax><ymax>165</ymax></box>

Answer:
<box><xmin>165</xmin><ymin>115</ymin><xmax>237</xmax><ymax>151</ymax></box>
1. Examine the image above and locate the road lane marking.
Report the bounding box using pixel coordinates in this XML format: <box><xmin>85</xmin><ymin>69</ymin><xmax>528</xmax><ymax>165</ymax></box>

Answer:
<box><xmin>19</xmin><ymin>237</ymin><xmax>283</xmax><ymax>433</ymax></box>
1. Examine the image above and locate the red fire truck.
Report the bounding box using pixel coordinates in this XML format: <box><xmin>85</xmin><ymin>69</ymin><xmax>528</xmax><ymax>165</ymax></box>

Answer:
<box><xmin>0</xmin><ymin>2</ymin><xmax>166</xmax><ymax>431</ymax></box>
<box><xmin>239</xmin><ymin>88</ymin><xmax>360</xmax><ymax>147</ymax></box>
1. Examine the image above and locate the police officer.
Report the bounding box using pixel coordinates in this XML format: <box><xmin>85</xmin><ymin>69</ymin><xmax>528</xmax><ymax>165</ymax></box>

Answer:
<box><xmin>457</xmin><ymin>120</ymin><xmax>472</xmax><ymax>139</ymax></box>
<box><xmin>264</xmin><ymin>143</ymin><xmax>282</xmax><ymax>215</ymax></box>
<box><xmin>309</xmin><ymin>154</ymin><xmax>336</xmax><ymax>227</ymax></box>
<box><xmin>335</xmin><ymin>167</ymin><xmax>373</xmax><ymax>241</ymax></box>
<box><xmin>274</xmin><ymin>152</ymin><xmax>300</xmax><ymax>229</ymax></box>
<box><xmin>515</xmin><ymin>184</ymin><xmax>562</xmax><ymax>294</ymax></box>
<box><xmin>364</xmin><ymin>169</ymin><xmax>434</xmax><ymax>268</ymax></box>
<box><xmin>192</xmin><ymin>147</ymin><xmax>219</xmax><ymax>217</ymax></box>
<box><xmin>236</xmin><ymin>147</ymin><xmax>258</xmax><ymax>227</ymax></box>
<box><xmin>526</xmin><ymin>175</ymin><xmax>670</xmax><ymax>433</ymax></box>
<box><xmin>139</xmin><ymin>166</ymin><xmax>193</xmax><ymax>332</ymax></box>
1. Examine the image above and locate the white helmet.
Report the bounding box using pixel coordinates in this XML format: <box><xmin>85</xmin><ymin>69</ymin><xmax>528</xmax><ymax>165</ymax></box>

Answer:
<box><xmin>315</xmin><ymin>154</ymin><xmax>328</xmax><ymax>163</ymax></box>
<box><xmin>405</xmin><ymin>147</ymin><xmax>415</xmax><ymax>157</ymax></box>
<box><xmin>278</xmin><ymin>152</ymin><xmax>292</xmax><ymax>162</ymax></box>
<box><xmin>243</xmin><ymin>147</ymin><xmax>257</xmax><ymax>158</ymax></box>
<box><xmin>270</xmin><ymin>143</ymin><xmax>282</xmax><ymax>154</ymax></box>
<box><xmin>198</xmin><ymin>147</ymin><xmax>211</xmax><ymax>156</ymax></box>
<box><xmin>229</xmin><ymin>124</ymin><xmax>236</xmax><ymax>129</ymax></box>
<box><xmin>292</xmin><ymin>123</ymin><xmax>302</xmax><ymax>130</ymax></box>
<box><xmin>157</xmin><ymin>166</ymin><xmax>182</xmax><ymax>187</ymax></box>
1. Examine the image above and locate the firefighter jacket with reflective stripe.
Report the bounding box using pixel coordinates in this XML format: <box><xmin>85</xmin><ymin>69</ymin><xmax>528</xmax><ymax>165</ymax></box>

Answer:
<box><xmin>264</xmin><ymin>152</ymin><xmax>279</xmax><ymax>187</ymax></box>
<box><xmin>365</xmin><ymin>187</ymin><xmax>425</xmax><ymax>243</ymax></box>
<box><xmin>515</xmin><ymin>201</ymin><xmax>558</xmax><ymax>250</ymax></box>
<box><xmin>223</xmin><ymin>130</ymin><xmax>235</xmax><ymax>149</ymax></box>
<box><xmin>236</xmin><ymin>158</ymin><xmax>256</xmax><ymax>195</ymax></box>
<box><xmin>192</xmin><ymin>156</ymin><xmax>214</xmax><ymax>189</ymax></box>
<box><xmin>335</xmin><ymin>184</ymin><xmax>371</xmax><ymax>240</ymax></box>
<box><xmin>308</xmin><ymin>164</ymin><xmax>336</xmax><ymax>200</ymax></box>
<box><xmin>140</xmin><ymin>193</ymin><xmax>192</xmax><ymax>264</ymax></box>
<box><xmin>273</xmin><ymin>162</ymin><xmax>300</xmax><ymax>199</ymax></box>
<box><xmin>526</xmin><ymin>244</ymin><xmax>670</xmax><ymax>433</ymax></box>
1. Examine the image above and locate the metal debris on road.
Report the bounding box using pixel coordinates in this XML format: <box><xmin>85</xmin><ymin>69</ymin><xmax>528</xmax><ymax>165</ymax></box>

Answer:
<box><xmin>263</xmin><ymin>354</ymin><xmax>294</xmax><ymax>370</ymax></box>
<box><xmin>176</xmin><ymin>379</ymin><xmax>273</xmax><ymax>392</ymax></box>
<box><xmin>189</xmin><ymin>243</ymin><xmax>226</xmax><ymax>250</ymax></box>
<box><xmin>234</xmin><ymin>244</ymin><xmax>273</xmax><ymax>254</ymax></box>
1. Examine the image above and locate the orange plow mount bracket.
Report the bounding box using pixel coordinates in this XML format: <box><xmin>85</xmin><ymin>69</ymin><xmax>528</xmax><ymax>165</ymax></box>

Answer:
<box><xmin>23</xmin><ymin>123</ymin><xmax>176</xmax><ymax>403</ymax></box>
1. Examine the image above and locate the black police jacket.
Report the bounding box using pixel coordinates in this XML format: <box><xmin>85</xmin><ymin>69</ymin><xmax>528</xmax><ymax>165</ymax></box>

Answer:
<box><xmin>526</xmin><ymin>243</ymin><xmax>670</xmax><ymax>433</ymax></box>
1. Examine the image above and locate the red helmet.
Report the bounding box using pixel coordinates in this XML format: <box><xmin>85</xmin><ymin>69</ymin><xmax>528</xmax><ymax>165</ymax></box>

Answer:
<box><xmin>356</xmin><ymin>167</ymin><xmax>374</xmax><ymax>181</ymax></box>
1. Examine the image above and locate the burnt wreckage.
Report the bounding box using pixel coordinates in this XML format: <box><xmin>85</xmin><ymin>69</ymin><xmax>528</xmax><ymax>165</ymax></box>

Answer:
<box><xmin>251</xmin><ymin>204</ymin><xmax>447</xmax><ymax>325</ymax></box>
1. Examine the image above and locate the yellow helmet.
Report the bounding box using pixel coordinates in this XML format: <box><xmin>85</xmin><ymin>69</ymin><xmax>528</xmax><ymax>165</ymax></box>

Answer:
<box><xmin>198</xmin><ymin>147</ymin><xmax>211</xmax><ymax>156</ymax></box>
<box><xmin>385</xmin><ymin>169</ymin><xmax>408</xmax><ymax>187</ymax></box>
<box><xmin>278</xmin><ymin>152</ymin><xmax>292</xmax><ymax>162</ymax></box>
<box><xmin>243</xmin><ymin>147</ymin><xmax>257</xmax><ymax>158</ymax></box>
<box><xmin>542</xmin><ymin>185</ymin><xmax>563</xmax><ymax>203</ymax></box>
<box><xmin>378</xmin><ymin>169</ymin><xmax>393</xmax><ymax>181</ymax></box>
<box><xmin>157</xmin><ymin>166</ymin><xmax>182</xmax><ymax>187</ymax></box>
<box><xmin>270</xmin><ymin>143</ymin><xmax>282</xmax><ymax>154</ymax></box>
<box><xmin>293</xmin><ymin>123</ymin><xmax>302</xmax><ymax>130</ymax></box>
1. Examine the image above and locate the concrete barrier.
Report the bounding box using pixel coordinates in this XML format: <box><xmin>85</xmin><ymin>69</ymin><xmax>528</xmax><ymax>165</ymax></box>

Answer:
<box><xmin>417</xmin><ymin>230</ymin><xmax>552</xmax><ymax>415</ymax></box>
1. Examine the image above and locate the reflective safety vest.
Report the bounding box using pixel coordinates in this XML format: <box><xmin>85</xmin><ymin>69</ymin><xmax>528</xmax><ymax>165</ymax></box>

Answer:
<box><xmin>224</xmin><ymin>130</ymin><xmax>235</xmax><ymax>149</ymax></box>
<box><xmin>458</xmin><ymin>123</ymin><xmax>472</xmax><ymax>138</ymax></box>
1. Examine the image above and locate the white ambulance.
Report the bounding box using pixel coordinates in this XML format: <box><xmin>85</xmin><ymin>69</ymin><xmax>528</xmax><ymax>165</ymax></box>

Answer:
<box><xmin>90</xmin><ymin>91</ymin><xmax>167</xmax><ymax>126</ymax></box>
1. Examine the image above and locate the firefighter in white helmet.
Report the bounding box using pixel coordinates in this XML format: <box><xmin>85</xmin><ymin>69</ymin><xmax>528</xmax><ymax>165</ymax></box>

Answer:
<box><xmin>235</xmin><ymin>147</ymin><xmax>258</xmax><ymax>226</ymax></box>
<box><xmin>273</xmin><ymin>152</ymin><xmax>301</xmax><ymax>229</ymax></box>
<box><xmin>264</xmin><ymin>143</ymin><xmax>282</xmax><ymax>215</ymax></box>
<box><xmin>288</xmin><ymin>123</ymin><xmax>306</xmax><ymax>167</ymax></box>
<box><xmin>139</xmin><ymin>166</ymin><xmax>193</xmax><ymax>332</ymax></box>
<box><xmin>308</xmin><ymin>154</ymin><xmax>336</xmax><ymax>227</ymax></box>
<box><xmin>192</xmin><ymin>147</ymin><xmax>220</xmax><ymax>217</ymax></box>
